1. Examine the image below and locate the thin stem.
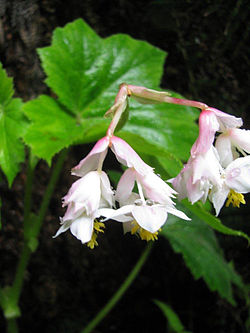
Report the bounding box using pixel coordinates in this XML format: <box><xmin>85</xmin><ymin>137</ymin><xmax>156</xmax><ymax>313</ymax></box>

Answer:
<box><xmin>81</xmin><ymin>242</ymin><xmax>153</xmax><ymax>333</ymax></box>
<box><xmin>7</xmin><ymin>318</ymin><xmax>18</xmax><ymax>333</ymax></box>
<box><xmin>23</xmin><ymin>151</ymin><xmax>36</xmax><ymax>228</ymax></box>
<box><xmin>8</xmin><ymin>149</ymin><xmax>68</xmax><ymax>319</ymax></box>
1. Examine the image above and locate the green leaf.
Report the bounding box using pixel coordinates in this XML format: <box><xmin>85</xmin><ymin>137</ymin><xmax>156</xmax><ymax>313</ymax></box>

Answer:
<box><xmin>38</xmin><ymin>19</ymin><xmax>165</xmax><ymax>116</ymax></box>
<box><xmin>0</xmin><ymin>63</ymin><xmax>27</xmax><ymax>186</ymax></box>
<box><xmin>154</xmin><ymin>300</ymin><xmax>191</xmax><ymax>333</ymax></box>
<box><xmin>119</xmin><ymin>93</ymin><xmax>199</xmax><ymax>161</ymax></box>
<box><xmin>161</xmin><ymin>209</ymin><xmax>245</xmax><ymax>305</ymax></box>
<box><xmin>183</xmin><ymin>200</ymin><xmax>250</xmax><ymax>243</ymax></box>
<box><xmin>24</xmin><ymin>18</ymin><xmax>167</xmax><ymax>162</ymax></box>
<box><xmin>23</xmin><ymin>95</ymin><xmax>83</xmax><ymax>164</ymax></box>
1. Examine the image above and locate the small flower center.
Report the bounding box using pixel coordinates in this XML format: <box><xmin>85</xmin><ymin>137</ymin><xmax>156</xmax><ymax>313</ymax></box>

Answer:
<box><xmin>87</xmin><ymin>221</ymin><xmax>105</xmax><ymax>249</ymax></box>
<box><xmin>226</xmin><ymin>189</ymin><xmax>246</xmax><ymax>208</ymax></box>
<box><xmin>130</xmin><ymin>220</ymin><xmax>160</xmax><ymax>242</ymax></box>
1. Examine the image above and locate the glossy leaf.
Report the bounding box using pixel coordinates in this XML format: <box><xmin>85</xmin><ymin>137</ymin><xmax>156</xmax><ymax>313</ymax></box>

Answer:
<box><xmin>119</xmin><ymin>94</ymin><xmax>199</xmax><ymax>161</ymax></box>
<box><xmin>0</xmin><ymin>63</ymin><xmax>27</xmax><ymax>186</ymax></box>
<box><xmin>24</xmin><ymin>19</ymin><xmax>167</xmax><ymax>162</ymax></box>
<box><xmin>162</xmin><ymin>209</ymin><xmax>245</xmax><ymax>305</ymax></box>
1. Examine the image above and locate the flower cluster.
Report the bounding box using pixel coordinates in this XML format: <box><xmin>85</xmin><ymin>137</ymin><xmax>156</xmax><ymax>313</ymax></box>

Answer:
<box><xmin>170</xmin><ymin>107</ymin><xmax>250</xmax><ymax>215</ymax></box>
<box><xmin>54</xmin><ymin>135</ymin><xmax>190</xmax><ymax>247</ymax></box>
<box><xmin>54</xmin><ymin>83</ymin><xmax>250</xmax><ymax>247</ymax></box>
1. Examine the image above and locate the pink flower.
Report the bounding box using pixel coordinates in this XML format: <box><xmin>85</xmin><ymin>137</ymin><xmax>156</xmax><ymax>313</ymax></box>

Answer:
<box><xmin>72</xmin><ymin>135</ymin><xmax>153</xmax><ymax>177</ymax></box>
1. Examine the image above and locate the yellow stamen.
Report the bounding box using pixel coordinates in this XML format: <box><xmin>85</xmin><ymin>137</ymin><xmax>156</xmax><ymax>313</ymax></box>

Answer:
<box><xmin>87</xmin><ymin>221</ymin><xmax>105</xmax><ymax>249</ymax></box>
<box><xmin>226</xmin><ymin>189</ymin><xmax>246</xmax><ymax>208</ymax></box>
<box><xmin>130</xmin><ymin>220</ymin><xmax>160</xmax><ymax>242</ymax></box>
<box><xmin>87</xmin><ymin>232</ymin><xmax>98</xmax><ymax>249</ymax></box>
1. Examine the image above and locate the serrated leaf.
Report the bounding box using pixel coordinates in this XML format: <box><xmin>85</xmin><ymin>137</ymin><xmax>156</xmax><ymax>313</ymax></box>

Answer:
<box><xmin>0</xmin><ymin>63</ymin><xmax>27</xmax><ymax>186</ymax></box>
<box><xmin>23</xmin><ymin>95</ymin><xmax>83</xmax><ymax>164</ymax></box>
<box><xmin>162</xmin><ymin>209</ymin><xmax>245</xmax><ymax>305</ymax></box>
<box><xmin>183</xmin><ymin>200</ymin><xmax>250</xmax><ymax>243</ymax></box>
<box><xmin>25</xmin><ymin>18</ymin><xmax>167</xmax><ymax>161</ymax></box>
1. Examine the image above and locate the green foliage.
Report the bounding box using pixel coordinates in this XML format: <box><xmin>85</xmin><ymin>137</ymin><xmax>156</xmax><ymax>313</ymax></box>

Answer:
<box><xmin>24</xmin><ymin>18</ymin><xmax>166</xmax><ymax>163</ymax></box>
<box><xmin>0</xmin><ymin>63</ymin><xmax>27</xmax><ymax>186</ymax></box>
<box><xmin>154</xmin><ymin>300</ymin><xmax>192</xmax><ymax>333</ymax></box>
<box><xmin>120</xmin><ymin>95</ymin><xmax>199</xmax><ymax>161</ymax></box>
<box><xmin>161</xmin><ymin>209</ymin><xmax>245</xmax><ymax>305</ymax></box>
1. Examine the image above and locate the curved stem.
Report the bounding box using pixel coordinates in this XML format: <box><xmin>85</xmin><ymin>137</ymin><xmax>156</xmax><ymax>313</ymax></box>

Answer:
<box><xmin>5</xmin><ymin>149</ymin><xmax>68</xmax><ymax>332</ymax></box>
<box><xmin>81</xmin><ymin>242</ymin><xmax>153</xmax><ymax>333</ymax></box>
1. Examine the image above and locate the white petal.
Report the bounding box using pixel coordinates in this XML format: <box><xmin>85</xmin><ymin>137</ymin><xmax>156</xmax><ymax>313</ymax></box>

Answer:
<box><xmin>215</xmin><ymin>133</ymin><xmax>235</xmax><ymax>167</ymax></box>
<box><xmin>209</xmin><ymin>185</ymin><xmax>229</xmax><ymax>216</ymax></box>
<box><xmin>230</xmin><ymin>128</ymin><xmax>250</xmax><ymax>154</ymax></box>
<box><xmin>209</xmin><ymin>107</ymin><xmax>243</xmax><ymax>130</ymax></box>
<box><xmin>225</xmin><ymin>156</ymin><xmax>250</xmax><ymax>193</ymax></box>
<box><xmin>111</xmin><ymin>136</ymin><xmax>153</xmax><ymax>175</ymax></box>
<box><xmin>71</xmin><ymin>137</ymin><xmax>109</xmax><ymax>177</ymax></box>
<box><xmin>70</xmin><ymin>215</ymin><xmax>94</xmax><ymax>244</ymax></box>
<box><xmin>53</xmin><ymin>219</ymin><xmax>72</xmax><ymax>238</ymax></box>
<box><xmin>132</xmin><ymin>205</ymin><xmax>168</xmax><ymax>233</ymax></box>
<box><xmin>137</xmin><ymin>171</ymin><xmax>176</xmax><ymax>205</ymax></box>
<box><xmin>63</xmin><ymin>171</ymin><xmax>101</xmax><ymax>215</ymax></box>
<box><xmin>115</xmin><ymin>168</ymin><xmax>136</xmax><ymax>204</ymax></box>
<box><xmin>166</xmin><ymin>206</ymin><xmax>191</xmax><ymax>221</ymax></box>
<box><xmin>98</xmin><ymin>205</ymin><xmax>134</xmax><ymax>222</ymax></box>
<box><xmin>100</xmin><ymin>171</ymin><xmax>114</xmax><ymax>207</ymax></box>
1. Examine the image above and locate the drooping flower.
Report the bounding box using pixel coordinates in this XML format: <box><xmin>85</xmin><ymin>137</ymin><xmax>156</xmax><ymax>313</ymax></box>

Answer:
<box><xmin>54</xmin><ymin>170</ymin><xmax>114</xmax><ymax>247</ymax></box>
<box><xmin>170</xmin><ymin>146</ymin><xmax>222</xmax><ymax>205</ymax></box>
<box><xmin>215</xmin><ymin>128</ymin><xmax>250</xmax><ymax>167</ymax></box>
<box><xmin>99</xmin><ymin>168</ymin><xmax>190</xmax><ymax>240</ymax></box>
<box><xmin>209</xmin><ymin>155</ymin><xmax>250</xmax><ymax>215</ymax></box>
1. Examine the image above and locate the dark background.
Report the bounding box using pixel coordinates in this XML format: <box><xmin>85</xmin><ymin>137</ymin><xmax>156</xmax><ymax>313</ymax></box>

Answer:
<box><xmin>0</xmin><ymin>1</ymin><xmax>249</xmax><ymax>332</ymax></box>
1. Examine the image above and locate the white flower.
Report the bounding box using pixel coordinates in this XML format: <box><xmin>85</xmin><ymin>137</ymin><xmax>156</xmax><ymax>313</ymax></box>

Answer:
<box><xmin>170</xmin><ymin>146</ymin><xmax>222</xmax><ymax>204</ymax></box>
<box><xmin>209</xmin><ymin>155</ymin><xmax>250</xmax><ymax>215</ymax></box>
<box><xmin>99</xmin><ymin>168</ymin><xmax>190</xmax><ymax>240</ymax></box>
<box><xmin>215</xmin><ymin>128</ymin><xmax>250</xmax><ymax>167</ymax></box>
<box><xmin>54</xmin><ymin>171</ymin><xmax>113</xmax><ymax>245</ymax></box>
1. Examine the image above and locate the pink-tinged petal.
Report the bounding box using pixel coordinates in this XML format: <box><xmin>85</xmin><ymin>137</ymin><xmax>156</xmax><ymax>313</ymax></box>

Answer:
<box><xmin>191</xmin><ymin>110</ymin><xmax>219</xmax><ymax>156</ymax></box>
<box><xmin>70</xmin><ymin>215</ymin><xmax>94</xmax><ymax>244</ymax></box>
<box><xmin>62</xmin><ymin>202</ymin><xmax>85</xmax><ymax>222</ymax></box>
<box><xmin>209</xmin><ymin>185</ymin><xmax>229</xmax><ymax>216</ymax></box>
<box><xmin>169</xmin><ymin>164</ymin><xmax>190</xmax><ymax>200</ymax></box>
<box><xmin>186</xmin><ymin>177</ymin><xmax>205</xmax><ymax>204</ymax></box>
<box><xmin>166</xmin><ymin>206</ymin><xmax>190</xmax><ymax>221</ymax></box>
<box><xmin>215</xmin><ymin>133</ymin><xmax>236</xmax><ymax>167</ymax></box>
<box><xmin>132</xmin><ymin>205</ymin><xmax>168</xmax><ymax>233</ymax></box>
<box><xmin>98</xmin><ymin>205</ymin><xmax>134</xmax><ymax>222</ymax></box>
<box><xmin>100</xmin><ymin>171</ymin><xmax>114</xmax><ymax>207</ymax></box>
<box><xmin>72</xmin><ymin>136</ymin><xmax>109</xmax><ymax>177</ymax></box>
<box><xmin>115</xmin><ymin>168</ymin><xmax>136</xmax><ymax>204</ymax></box>
<box><xmin>208</xmin><ymin>107</ymin><xmax>243</xmax><ymax>130</ymax></box>
<box><xmin>63</xmin><ymin>171</ymin><xmax>101</xmax><ymax>214</ymax></box>
<box><xmin>225</xmin><ymin>156</ymin><xmax>250</xmax><ymax>193</ymax></box>
<box><xmin>137</xmin><ymin>172</ymin><xmax>176</xmax><ymax>205</ymax></box>
<box><xmin>192</xmin><ymin>147</ymin><xmax>221</xmax><ymax>185</ymax></box>
<box><xmin>230</xmin><ymin>128</ymin><xmax>250</xmax><ymax>154</ymax></box>
<box><xmin>110</xmin><ymin>136</ymin><xmax>153</xmax><ymax>175</ymax></box>
<box><xmin>53</xmin><ymin>219</ymin><xmax>72</xmax><ymax>238</ymax></box>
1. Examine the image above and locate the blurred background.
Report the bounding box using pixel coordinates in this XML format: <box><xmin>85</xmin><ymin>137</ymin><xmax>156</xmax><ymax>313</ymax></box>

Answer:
<box><xmin>0</xmin><ymin>0</ymin><xmax>249</xmax><ymax>332</ymax></box>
